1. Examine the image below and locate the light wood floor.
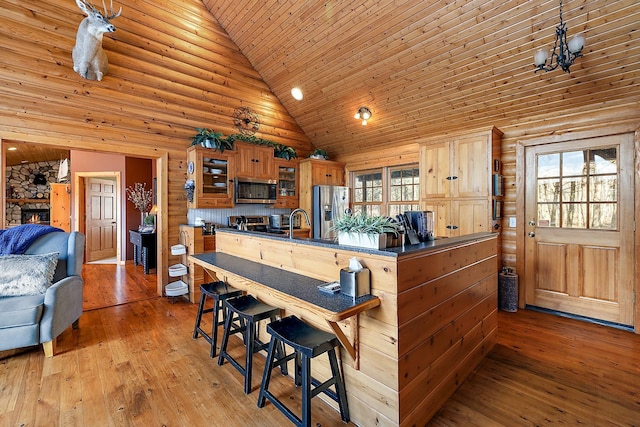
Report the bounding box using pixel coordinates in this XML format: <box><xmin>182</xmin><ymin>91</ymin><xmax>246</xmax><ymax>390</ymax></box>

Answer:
<box><xmin>1</xmin><ymin>264</ymin><xmax>640</xmax><ymax>426</ymax></box>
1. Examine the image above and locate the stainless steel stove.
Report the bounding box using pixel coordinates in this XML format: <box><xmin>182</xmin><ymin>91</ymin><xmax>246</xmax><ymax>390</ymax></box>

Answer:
<box><xmin>228</xmin><ymin>215</ymin><xmax>287</xmax><ymax>234</ymax></box>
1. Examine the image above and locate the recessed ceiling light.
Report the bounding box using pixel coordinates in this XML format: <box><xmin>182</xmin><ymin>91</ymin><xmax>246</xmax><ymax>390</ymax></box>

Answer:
<box><xmin>291</xmin><ymin>87</ymin><xmax>303</xmax><ymax>101</ymax></box>
<box><xmin>7</xmin><ymin>147</ymin><xmax>17</xmax><ymax>151</ymax></box>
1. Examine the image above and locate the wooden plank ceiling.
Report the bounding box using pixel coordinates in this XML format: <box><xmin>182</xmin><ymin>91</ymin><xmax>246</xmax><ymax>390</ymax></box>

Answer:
<box><xmin>202</xmin><ymin>0</ymin><xmax>640</xmax><ymax>158</ymax></box>
<box><xmin>4</xmin><ymin>141</ymin><xmax>68</xmax><ymax>167</ymax></box>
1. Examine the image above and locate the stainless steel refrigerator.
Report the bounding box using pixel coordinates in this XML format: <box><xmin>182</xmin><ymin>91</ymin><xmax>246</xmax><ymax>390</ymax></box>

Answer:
<box><xmin>312</xmin><ymin>185</ymin><xmax>350</xmax><ymax>240</ymax></box>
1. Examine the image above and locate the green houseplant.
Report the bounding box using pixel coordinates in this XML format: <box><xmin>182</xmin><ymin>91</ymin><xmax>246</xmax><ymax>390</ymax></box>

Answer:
<box><xmin>191</xmin><ymin>128</ymin><xmax>233</xmax><ymax>152</ymax></box>
<box><xmin>273</xmin><ymin>143</ymin><xmax>297</xmax><ymax>160</ymax></box>
<box><xmin>331</xmin><ymin>212</ymin><xmax>399</xmax><ymax>249</ymax></box>
<box><xmin>310</xmin><ymin>148</ymin><xmax>329</xmax><ymax>160</ymax></box>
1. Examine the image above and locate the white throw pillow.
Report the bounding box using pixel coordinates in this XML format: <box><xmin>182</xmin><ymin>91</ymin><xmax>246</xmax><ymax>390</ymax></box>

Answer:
<box><xmin>0</xmin><ymin>252</ymin><xmax>59</xmax><ymax>297</ymax></box>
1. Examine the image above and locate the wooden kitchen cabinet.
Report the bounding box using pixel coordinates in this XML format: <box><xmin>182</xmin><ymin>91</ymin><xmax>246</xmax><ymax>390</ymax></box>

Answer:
<box><xmin>234</xmin><ymin>141</ymin><xmax>276</xmax><ymax>180</ymax></box>
<box><xmin>301</xmin><ymin>158</ymin><xmax>345</xmax><ymax>186</ymax></box>
<box><xmin>420</xmin><ymin>127</ymin><xmax>502</xmax><ymax>237</ymax></box>
<box><xmin>273</xmin><ymin>158</ymin><xmax>299</xmax><ymax>208</ymax></box>
<box><xmin>187</xmin><ymin>146</ymin><xmax>235</xmax><ymax>209</ymax></box>
<box><xmin>49</xmin><ymin>183</ymin><xmax>70</xmax><ymax>232</ymax></box>
<box><xmin>298</xmin><ymin>158</ymin><xmax>345</xmax><ymax>232</ymax></box>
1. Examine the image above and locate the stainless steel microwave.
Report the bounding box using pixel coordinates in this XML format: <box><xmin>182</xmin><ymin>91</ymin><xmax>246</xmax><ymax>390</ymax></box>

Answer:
<box><xmin>234</xmin><ymin>177</ymin><xmax>277</xmax><ymax>204</ymax></box>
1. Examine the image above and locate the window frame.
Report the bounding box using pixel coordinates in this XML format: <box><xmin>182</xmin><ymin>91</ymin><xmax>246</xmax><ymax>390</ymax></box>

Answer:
<box><xmin>350</xmin><ymin>163</ymin><xmax>420</xmax><ymax>217</ymax></box>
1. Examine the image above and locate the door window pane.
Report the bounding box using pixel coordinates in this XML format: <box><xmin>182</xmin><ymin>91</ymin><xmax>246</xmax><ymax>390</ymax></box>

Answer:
<box><xmin>562</xmin><ymin>151</ymin><xmax>586</xmax><ymax>176</ymax></box>
<box><xmin>590</xmin><ymin>148</ymin><xmax>617</xmax><ymax>174</ymax></box>
<box><xmin>590</xmin><ymin>175</ymin><xmax>617</xmax><ymax>202</ymax></box>
<box><xmin>590</xmin><ymin>203</ymin><xmax>617</xmax><ymax>229</ymax></box>
<box><xmin>537</xmin><ymin>178</ymin><xmax>560</xmax><ymax>203</ymax></box>
<box><xmin>561</xmin><ymin>176</ymin><xmax>587</xmax><ymax>202</ymax></box>
<box><xmin>538</xmin><ymin>153</ymin><xmax>560</xmax><ymax>177</ymax></box>
<box><xmin>537</xmin><ymin>203</ymin><xmax>560</xmax><ymax>227</ymax></box>
<box><xmin>562</xmin><ymin>203</ymin><xmax>587</xmax><ymax>228</ymax></box>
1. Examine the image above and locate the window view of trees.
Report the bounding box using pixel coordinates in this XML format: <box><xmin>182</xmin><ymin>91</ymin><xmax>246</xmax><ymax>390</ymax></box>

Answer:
<box><xmin>537</xmin><ymin>148</ymin><xmax>617</xmax><ymax>230</ymax></box>
<box><xmin>352</xmin><ymin>165</ymin><xmax>419</xmax><ymax>216</ymax></box>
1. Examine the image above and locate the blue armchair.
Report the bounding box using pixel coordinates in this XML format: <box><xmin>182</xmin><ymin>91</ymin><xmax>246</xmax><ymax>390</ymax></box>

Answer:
<box><xmin>0</xmin><ymin>231</ymin><xmax>85</xmax><ymax>357</ymax></box>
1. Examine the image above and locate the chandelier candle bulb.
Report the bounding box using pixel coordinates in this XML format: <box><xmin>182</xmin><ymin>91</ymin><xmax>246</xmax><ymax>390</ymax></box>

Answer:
<box><xmin>534</xmin><ymin>49</ymin><xmax>549</xmax><ymax>67</ymax></box>
<box><xmin>568</xmin><ymin>34</ymin><xmax>585</xmax><ymax>53</ymax></box>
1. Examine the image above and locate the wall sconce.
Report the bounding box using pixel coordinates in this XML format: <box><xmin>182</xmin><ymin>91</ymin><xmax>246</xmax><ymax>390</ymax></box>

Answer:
<box><xmin>354</xmin><ymin>107</ymin><xmax>371</xmax><ymax>125</ymax></box>
<box><xmin>533</xmin><ymin>0</ymin><xmax>585</xmax><ymax>73</ymax></box>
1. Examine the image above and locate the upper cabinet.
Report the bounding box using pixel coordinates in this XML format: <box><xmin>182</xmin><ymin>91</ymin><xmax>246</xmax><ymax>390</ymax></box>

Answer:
<box><xmin>234</xmin><ymin>142</ymin><xmax>276</xmax><ymax>180</ymax></box>
<box><xmin>298</xmin><ymin>158</ymin><xmax>345</xmax><ymax>231</ymax></box>
<box><xmin>187</xmin><ymin>146</ymin><xmax>235</xmax><ymax>209</ymax></box>
<box><xmin>273</xmin><ymin>159</ymin><xmax>299</xmax><ymax>209</ymax></box>
<box><xmin>300</xmin><ymin>158</ymin><xmax>345</xmax><ymax>187</ymax></box>
<box><xmin>420</xmin><ymin>127</ymin><xmax>502</xmax><ymax>237</ymax></box>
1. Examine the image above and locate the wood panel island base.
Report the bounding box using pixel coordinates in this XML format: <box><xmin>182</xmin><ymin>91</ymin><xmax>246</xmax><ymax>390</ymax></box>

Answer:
<box><xmin>194</xmin><ymin>229</ymin><xmax>498</xmax><ymax>426</ymax></box>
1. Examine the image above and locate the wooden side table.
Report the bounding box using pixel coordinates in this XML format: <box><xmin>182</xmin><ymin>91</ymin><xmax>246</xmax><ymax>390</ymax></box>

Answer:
<box><xmin>129</xmin><ymin>230</ymin><xmax>156</xmax><ymax>274</ymax></box>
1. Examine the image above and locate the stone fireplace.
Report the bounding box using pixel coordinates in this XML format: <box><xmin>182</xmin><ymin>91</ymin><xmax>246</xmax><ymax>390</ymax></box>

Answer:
<box><xmin>21</xmin><ymin>208</ymin><xmax>50</xmax><ymax>225</ymax></box>
<box><xmin>5</xmin><ymin>159</ymin><xmax>59</xmax><ymax>227</ymax></box>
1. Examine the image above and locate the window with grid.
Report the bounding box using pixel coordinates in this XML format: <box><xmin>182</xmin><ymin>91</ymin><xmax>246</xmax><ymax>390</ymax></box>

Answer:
<box><xmin>537</xmin><ymin>147</ymin><xmax>617</xmax><ymax>230</ymax></box>
<box><xmin>351</xmin><ymin>165</ymin><xmax>419</xmax><ymax>216</ymax></box>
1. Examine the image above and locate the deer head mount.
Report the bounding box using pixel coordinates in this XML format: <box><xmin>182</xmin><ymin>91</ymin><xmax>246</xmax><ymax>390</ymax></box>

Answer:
<box><xmin>72</xmin><ymin>0</ymin><xmax>121</xmax><ymax>81</ymax></box>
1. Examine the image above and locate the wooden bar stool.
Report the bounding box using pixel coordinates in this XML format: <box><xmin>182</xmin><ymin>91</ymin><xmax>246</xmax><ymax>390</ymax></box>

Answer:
<box><xmin>192</xmin><ymin>281</ymin><xmax>243</xmax><ymax>358</ymax></box>
<box><xmin>257</xmin><ymin>315</ymin><xmax>350</xmax><ymax>427</ymax></box>
<box><xmin>218</xmin><ymin>294</ymin><xmax>286</xmax><ymax>394</ymax></box>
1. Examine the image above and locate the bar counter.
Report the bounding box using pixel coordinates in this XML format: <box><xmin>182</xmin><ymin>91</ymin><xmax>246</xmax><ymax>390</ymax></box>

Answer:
<box><xmin>195</xmin><ymin>228</ymin><xmax>499</xmax><ymax>427</ymax></box>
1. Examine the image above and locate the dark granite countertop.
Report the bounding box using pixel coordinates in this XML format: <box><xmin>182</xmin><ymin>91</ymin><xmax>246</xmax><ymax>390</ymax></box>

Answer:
<box><xmin>215</xmin><ymin>227</ymin><xmax>497</xmax><ymax>258</ymax></box>
<box><xmin>190</xmin><ymin>252</ymin><xmax>379</xmax><ymax>319</ymax></box>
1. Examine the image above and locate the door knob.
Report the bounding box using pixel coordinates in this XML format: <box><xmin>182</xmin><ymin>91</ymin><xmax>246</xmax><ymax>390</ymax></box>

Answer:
<box><xmin>529</xmin><ymin>220</ymin><xmax>536</xmax><ymax>226</ymax></box>
<box><xmin>528</xmin><ymin>231</ymin><xmax>535</xmax><ymax>238</ymax></box>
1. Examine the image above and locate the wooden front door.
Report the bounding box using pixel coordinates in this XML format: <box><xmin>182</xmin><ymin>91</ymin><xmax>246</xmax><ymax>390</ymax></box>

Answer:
<box><xmin>524</xmin><ymin>133</ymin><xmax>635</xmax><ymax>326</ymax></box>
<box><xmin>86</xmin><ymin>177</ymin><xmax>117</xmax><ymax>262</ymax></box>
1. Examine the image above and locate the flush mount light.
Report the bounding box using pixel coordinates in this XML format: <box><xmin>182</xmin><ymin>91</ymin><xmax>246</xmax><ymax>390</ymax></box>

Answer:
<box><xmin>291</xmin><ymin>87</ymin><xmax>303</xmax><ymax>101</ymax></box>
<box><xmin>354</xmin><ymin>107</ymin><xmax>371</xmax><ymax>125</ymax></box>
<box><xmin>533</xmin><ymin>0</ymin><xmax>585</xmax><ymax>73</ymax></box>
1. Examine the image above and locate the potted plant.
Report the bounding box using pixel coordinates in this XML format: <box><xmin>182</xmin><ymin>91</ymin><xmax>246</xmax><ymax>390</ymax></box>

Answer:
<box><xmin>125</xmin><ymin>182</ymin><xmax>153</xmax><ymax>230</ymax></box>
<box><xmin>331</xmin><ymin>212</ymin><xmax>399</xmax><ymax>249</ymax></box>
<box><xmin>273</xmin><ymin>143</ymin><xmax>297</xmax><ymax>160</ymax></box>
<box><xmin>309</xmin><ymin>148</ymin><xmax>329</xmax><ymax>160</ymax></box>
<box><xmin>191</xmin><ymin>128</ymin><xmax>233</xmax><ymax>152</ymax></box>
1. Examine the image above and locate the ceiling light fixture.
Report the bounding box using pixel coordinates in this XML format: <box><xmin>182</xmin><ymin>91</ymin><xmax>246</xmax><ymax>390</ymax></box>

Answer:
<box><xmin>7</xmin><ymin>147</ymin><xmax>17</xmax><ymax>151</ymax></box>
<box><xmin>291</xmin><ymin>87</ymin><xmax>303</xmax><ymax>101</ymax></box>
<box><xmin>354</xmin><ymin>107</ymin><xmax>371</xmax><ymax>126</ymax></box>
<box><xmin>533</xmin><ymin>0</ymin><xmax>585</xmax><ymax>73</ymax></box>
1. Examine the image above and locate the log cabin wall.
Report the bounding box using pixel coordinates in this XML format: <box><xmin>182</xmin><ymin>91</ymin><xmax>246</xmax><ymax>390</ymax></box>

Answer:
<box><xmin>0</xmin><ymin>0</ymin><xmax>314</xmax><ymax>284</ymax></box>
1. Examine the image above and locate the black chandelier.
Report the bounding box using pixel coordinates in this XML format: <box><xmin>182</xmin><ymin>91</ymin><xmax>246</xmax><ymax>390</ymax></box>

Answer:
<box><xmin>533</xmin><ymin>0</ymin><xmax>585</xmax><ymax>73</ymax></box>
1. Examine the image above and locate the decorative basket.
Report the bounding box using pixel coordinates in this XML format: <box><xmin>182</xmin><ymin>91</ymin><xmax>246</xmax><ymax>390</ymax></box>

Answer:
<box><xmin>168</xmin><ymin>263</ymin><xmax>188</xmax><ymax>277</ymax></box>
<box><xmin>171</xmin><ymin>244</ymin><xmax>186</xmax><ymax>255</ymax></box>
<box><xmin>166</xmin><ymin>280</ymin><xmax>188</xmax><ymax>297</ymax></box>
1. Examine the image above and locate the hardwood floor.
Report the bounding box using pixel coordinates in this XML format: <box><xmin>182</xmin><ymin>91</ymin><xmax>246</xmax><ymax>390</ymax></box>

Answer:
<box><xmin>2</xmin><ymin>264</ymin><xmax>640</xmax><ymax>426</ymax></box>
<box><xmin>82</xmin><ymin>263</ymin><xmax>158</xmax><ymax>311</ymax></box>
<box><xmin>428</xmin><ymin>310</ymin><xmax>640</xmax><ymax>426</ymax></box>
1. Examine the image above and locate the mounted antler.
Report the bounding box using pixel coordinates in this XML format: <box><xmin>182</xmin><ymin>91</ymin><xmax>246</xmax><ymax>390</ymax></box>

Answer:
<box><xmin>72</xmin><ymin>0</ymin><xmax>122</xmax><ymax>81</ymax></box>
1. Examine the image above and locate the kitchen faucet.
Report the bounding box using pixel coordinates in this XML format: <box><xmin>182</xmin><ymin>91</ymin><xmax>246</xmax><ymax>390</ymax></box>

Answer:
<box><xmin>289</xmin><ymin>208</ymin><xmax>310</xmax><ymax>239</ymax></box>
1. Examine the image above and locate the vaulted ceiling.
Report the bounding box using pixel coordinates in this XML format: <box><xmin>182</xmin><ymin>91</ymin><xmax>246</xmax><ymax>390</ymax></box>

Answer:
<box><xmin>202</xmin><ymin>0</ymin><xmax>640</xmax><ymax>158</ymax></box>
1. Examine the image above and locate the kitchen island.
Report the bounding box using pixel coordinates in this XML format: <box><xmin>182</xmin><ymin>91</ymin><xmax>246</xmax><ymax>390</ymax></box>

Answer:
<box><xmin>193</xmin><ymin>228</ymin><xmax>498</xmax><ymax>426</ymax></box>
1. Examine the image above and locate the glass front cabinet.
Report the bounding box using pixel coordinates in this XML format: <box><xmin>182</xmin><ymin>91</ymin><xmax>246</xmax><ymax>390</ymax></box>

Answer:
<box><xmin>273</xmin><ymin>159</ymin><xmax>299</xmax><ymax>209</ymax></box>
<box><xmin>187</xmin><ymin>146</ymin><xmax>235</xmax><ymax>208</ymax></box>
